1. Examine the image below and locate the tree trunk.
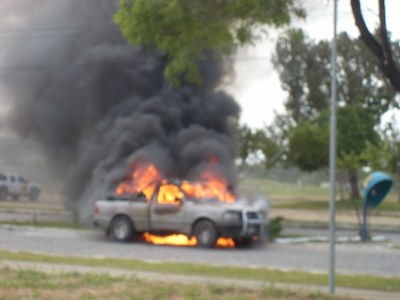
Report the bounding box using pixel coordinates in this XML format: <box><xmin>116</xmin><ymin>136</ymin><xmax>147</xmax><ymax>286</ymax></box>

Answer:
<box><xmin>351</xmin><ymin>0</ymin><xmax>400</xmax><ymax>92</ymax></box>
<box><xmin>348</xmin><ymin>169</ymin><xmax>360</xmax><ymax>199</ymax></box>
<box><xmin>338</xmin><ymin>170</ymin><xmax>346</xmax><ymax>201</ymax></box>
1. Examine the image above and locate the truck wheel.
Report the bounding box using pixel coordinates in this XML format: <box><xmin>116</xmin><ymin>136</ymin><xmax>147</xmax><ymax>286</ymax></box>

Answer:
<box><xmin>193</xmin><ymin>220</ymin><xmax>218</xmax><ymax>248</ymax></box>
<box><xmin>0</xmin><ymin>187</ymin><xmax>7</xmax><ymax>201</ymax></box>
<box><xmin>110</xmin><ymin>215</ymin><xmax>134</xmax><ymax>242</ymax></box>
<box><xmin>28</xmin><ymin>188</ymin><xmax>40</xmax><ymax>201</ymax></box>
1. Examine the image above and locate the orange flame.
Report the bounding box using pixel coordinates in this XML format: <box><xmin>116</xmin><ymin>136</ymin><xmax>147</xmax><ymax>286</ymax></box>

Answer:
<box><xmin>180</xmin><ymin>172</ymin><xmax>235</xmax><ymax>203</ymax></box>
<box><xmin>116</xmin><ymin>163</ymin><xmax>161</xmax><ymax>199</ymax></box>
<box><xmin>143</xmin><ymin>233</ymin><xmax>235</xmax><ymax>248</ymax></box>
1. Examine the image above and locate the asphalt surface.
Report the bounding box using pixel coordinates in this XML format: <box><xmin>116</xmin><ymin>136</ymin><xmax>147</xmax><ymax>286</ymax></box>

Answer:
<box><xmin>1</xmin><ymin>225</ymin><xmax>400</xmax><ymax>277</ymax></box>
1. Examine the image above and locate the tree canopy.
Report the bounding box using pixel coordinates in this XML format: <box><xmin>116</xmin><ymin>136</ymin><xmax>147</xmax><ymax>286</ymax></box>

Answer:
<box><xmin>272</xmin><ymin>29</ymin><xmax>397</xmax><ymax>199</ymax></box>
<box><xmin>115</xmin><ymin>0</ymin><xmax>304</xmax><ymax>86</ymax></box>
<box><xmin>273</xmin><ymin>29</ymin><xmax>398</xmax><ymax>124</ymax></box>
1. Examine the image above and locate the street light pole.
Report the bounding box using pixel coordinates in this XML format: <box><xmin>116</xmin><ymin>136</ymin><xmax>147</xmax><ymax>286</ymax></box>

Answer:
<box><xmin>329</xmin><ymin>0</ymin><xmax>338</xmax><ymax>294</ymax></box>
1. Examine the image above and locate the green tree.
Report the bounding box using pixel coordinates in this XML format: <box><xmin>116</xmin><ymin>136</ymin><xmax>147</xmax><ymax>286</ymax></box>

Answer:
<box><xmin>273</xmin><ymin>29</ymin><xmax>397</xmax><ymax>199</ymax></box>
<box><xmin>115</xmin><ymin>0</ymin><xmax>304</xmax><ymax>86</ymax></box>
<box><xmin>237</xmin><ymin>124</ymin><xmax>281</xmax><ymax>169</ymax></box>
<box><xmin>273</xmin><ymin>29</ymin><xmax>398</xmax><ymax>124</ymax></box>
<box><xmin>287</xmin><ymin>106</ymin><xmax>379</xmax><ymax>199</ymax></box>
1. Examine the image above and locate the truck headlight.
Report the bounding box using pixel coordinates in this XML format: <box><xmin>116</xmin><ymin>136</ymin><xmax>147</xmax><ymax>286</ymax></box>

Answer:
<box><xmin>222</xmin><ymin>211</ymin><xmax>241</xmax><ymax>223</ymax></box>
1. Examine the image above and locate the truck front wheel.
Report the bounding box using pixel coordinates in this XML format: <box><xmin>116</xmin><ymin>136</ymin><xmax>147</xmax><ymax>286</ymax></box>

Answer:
<box><xmin>110</xmin><ymin>215</ymin><xmax>134</xmax><ymax>242</ymax></box>
<box><xmin>193</xmin><ymin>220</ymin><xmax>218</xmax><ymax>248</ymax></box>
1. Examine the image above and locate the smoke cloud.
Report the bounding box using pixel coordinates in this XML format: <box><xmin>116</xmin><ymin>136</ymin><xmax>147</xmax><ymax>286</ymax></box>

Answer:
<box><xmin>0</xmin><ymin>0</ymin><xmax>240</xmax><ymax>220</ymax></box>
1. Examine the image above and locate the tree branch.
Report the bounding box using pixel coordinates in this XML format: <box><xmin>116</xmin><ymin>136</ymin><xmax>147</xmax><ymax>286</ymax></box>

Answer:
<box><xmin>351</xmin><ymin>0</ymin><xmax>400</xmax><ymax>92</ymax></box>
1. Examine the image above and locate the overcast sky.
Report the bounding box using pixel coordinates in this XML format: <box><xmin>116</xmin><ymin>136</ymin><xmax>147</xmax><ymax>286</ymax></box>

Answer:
<box><xmin>227</xmin><ymin>0</ymin><xmax>400</xmax><ymax>129</ymax></box>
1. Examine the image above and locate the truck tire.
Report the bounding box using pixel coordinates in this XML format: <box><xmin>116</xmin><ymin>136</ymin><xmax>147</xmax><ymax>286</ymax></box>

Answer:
<box><xmin>110</xmin><ymin>215</ymin><xmax>134</xmax><ymax>242</ymax></box>
<box><xmin>0</xmin><ymin>187</ymin><xmax>7</xmax><ymax>201</ymax></box>
<box><xmin>28</xmin><ymin>188</ymin><xmax>40</xmax><ymax>201</ymax></box>
<box><xmin>193</xmin><ymin>220</ymin><xmax>218</xmax><ymax>248</ymax></box>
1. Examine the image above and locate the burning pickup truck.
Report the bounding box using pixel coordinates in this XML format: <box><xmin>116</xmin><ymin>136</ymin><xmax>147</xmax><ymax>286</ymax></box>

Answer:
<box><xmin>93</xmin><ymin>165</ymin><xmax>268</xmax><ymax>248</ymax></box>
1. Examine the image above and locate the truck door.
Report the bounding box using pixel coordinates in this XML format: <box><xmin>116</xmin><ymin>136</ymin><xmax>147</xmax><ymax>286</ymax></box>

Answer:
<box><xmin>149</xmin><ymin>183</ymin><xmax>187</xmax><ymax>232</ymax></box>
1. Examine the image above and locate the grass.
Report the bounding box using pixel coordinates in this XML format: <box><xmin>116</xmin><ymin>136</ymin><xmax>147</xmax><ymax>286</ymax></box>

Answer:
<box><xmin>0</xmin><ymin>250</ymin><xmax>399</xmax><ymax>292</ymax></box>
<box><xmin>240</xmin><ymin>177</ymin><xmax>400</xmax><ymax>204</ymax></box>
<box><xmin>0</xmin><ymin>268</ymin><xmax>355</xmax><ymax>300</ymax></box>
<box><xmin>239</xmin><ymin>178</ymin><xmax>329</xmax><ymax>200</ymax></box>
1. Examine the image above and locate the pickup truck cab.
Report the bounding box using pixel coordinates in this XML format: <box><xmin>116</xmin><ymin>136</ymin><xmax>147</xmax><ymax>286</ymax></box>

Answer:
<box><xmin>0</xmin><ymin>173</ymin><xmax>41</xmax><ymax>201</ymax></box>
<box><xmin>93</xmin><ymin>179</ymin><xmax>268</xmax><ymax>248</ymax></box>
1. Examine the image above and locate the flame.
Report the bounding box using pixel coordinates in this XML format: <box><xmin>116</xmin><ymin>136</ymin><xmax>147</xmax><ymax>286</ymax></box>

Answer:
<box><xmin>116</xmin><ymin>162</ymin><xmax>235</xmax><ymax>204</ymax></box>
<box><xmin>143</xmin><ymin>233</ymin><xmax>235</xmax><ymax>248</ymax></box>
<box><xmin>116</xmin><ymin>163</ymin><xmax>161</xmax><ymax>199</ymax></box>
<box><xmin>157</xmin><ymin>183</ymin><xmax>184</xmax><ymax>205</ymax></box>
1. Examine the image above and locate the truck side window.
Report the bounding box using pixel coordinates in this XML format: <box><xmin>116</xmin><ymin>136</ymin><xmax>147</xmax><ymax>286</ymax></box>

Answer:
<box><xmin>0</xmin><ymin>174</ymin><xmax>6</xmax><ymax>181</ymax></box>
<box><xmin>157</xmin><ymin>184</ymin><xmax>183</xmax><ymax>205</ymax></box>
<box><xmin>10</xmin><ymin>176</ymin><xmax>16</xmax><ymax>183</ymax></box>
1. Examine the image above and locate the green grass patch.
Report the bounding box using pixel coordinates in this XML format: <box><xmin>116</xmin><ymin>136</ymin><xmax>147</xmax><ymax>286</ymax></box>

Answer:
<box><xmin>239</xmin><ymin>178</ymin><xmax>329</xmax><ymax>199</ymax></box>
<box><xmin>0</xmin><ymin>250</ymin><xmax>399</xmax><ymax>292</ymax></box>
<box><xmin>0</xmin><ymin>268</ymin><xmax>353</xmax><ymax>300</ymax></box>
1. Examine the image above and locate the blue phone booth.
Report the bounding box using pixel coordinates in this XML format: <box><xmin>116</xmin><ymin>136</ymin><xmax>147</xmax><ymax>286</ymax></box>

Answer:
<box><xmin>361</xmin><ymin>172</ymin><xmax>393</xmax><ymax>241</ymax></box>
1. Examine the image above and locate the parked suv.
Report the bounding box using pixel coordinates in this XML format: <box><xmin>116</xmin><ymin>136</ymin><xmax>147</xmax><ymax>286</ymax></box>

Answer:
<box><xmin>0</xmin><ymin>173</ymin><xmax>41</xmax><ymax>201</ymax></box>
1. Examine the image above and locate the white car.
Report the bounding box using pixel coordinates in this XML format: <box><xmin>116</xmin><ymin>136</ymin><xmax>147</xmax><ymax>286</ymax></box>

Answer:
<box><xmin>0</xmin><ymin>173</ymin><xmax>41</xmax><ymax>201</ymax></box>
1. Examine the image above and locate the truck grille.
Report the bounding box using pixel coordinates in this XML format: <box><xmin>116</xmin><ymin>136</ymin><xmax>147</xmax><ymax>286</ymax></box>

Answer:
<box><xmin>246</xmin><ymin>212</ymin><xmax>260</xmax><ymax>220</ymax></box>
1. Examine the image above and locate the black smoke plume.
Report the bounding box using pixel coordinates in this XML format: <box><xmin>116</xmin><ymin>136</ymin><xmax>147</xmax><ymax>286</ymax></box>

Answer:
<box><xmin>0</xmin><ymin>0</ymin><xmax>240</xmax><ymax>220</ymax></box>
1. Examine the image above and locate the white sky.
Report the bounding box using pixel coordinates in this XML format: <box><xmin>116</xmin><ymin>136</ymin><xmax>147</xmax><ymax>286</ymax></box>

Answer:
<box><xmin>227</xmin><ymin>0</ymin><xmax>400</xmax><ymax>128</ymax></box>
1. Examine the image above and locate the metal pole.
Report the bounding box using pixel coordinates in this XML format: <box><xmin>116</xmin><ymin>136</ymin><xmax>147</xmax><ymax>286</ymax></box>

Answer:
<box><xmin>361</xmin><ymin>202</ymin><xmax>368</xmax><ymax>242</ymax></box>
<box><xmin>329</xmin><ymin>0</ymin><xmax>338</xmax><ymax>294</ymax></box>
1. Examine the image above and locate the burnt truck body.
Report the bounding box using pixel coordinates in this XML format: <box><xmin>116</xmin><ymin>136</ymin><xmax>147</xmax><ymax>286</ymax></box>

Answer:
<box><xmin>93</xmin><ymin>180</ymin><xmax>268</xmax><ymax>248</ymax></box>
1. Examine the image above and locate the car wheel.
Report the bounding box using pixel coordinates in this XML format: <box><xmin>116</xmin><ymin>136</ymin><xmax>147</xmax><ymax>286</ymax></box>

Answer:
<box><xmin>0</xmin><ymin>187</ymin><xmax>7</xmax><ymax>201</ymax></box>
<box><xmin>193</xmin><ymin>220</ymin><xmax>218</xmax><ymax>248</ymax></box>
<box><xmin>28</xmin><ymin>188</ymin><xmax>40</xmax><ymax>201</ymax></box>
<box><xmin>110</xmin><ymin>215</ymin><xmax>134</xmax><ymax>242</ymax></box>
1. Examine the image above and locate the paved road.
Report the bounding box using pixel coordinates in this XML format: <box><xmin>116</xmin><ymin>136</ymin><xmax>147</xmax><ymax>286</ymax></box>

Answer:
<box><xmin>0</xmin><ymin>225</ymin><xmax>399</xmax><ymax>277</ymax></box>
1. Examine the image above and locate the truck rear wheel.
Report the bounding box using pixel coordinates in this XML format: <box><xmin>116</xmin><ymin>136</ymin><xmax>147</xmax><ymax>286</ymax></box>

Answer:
<box><xmin>193</xmin><ymin>220</ymin><xmax>218</xmax><ymax>248</ymax></box>
<box><xmin>110</xmin><ymin>215</ymin><xmax>134</xmax><ymax>242</ymax></box>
